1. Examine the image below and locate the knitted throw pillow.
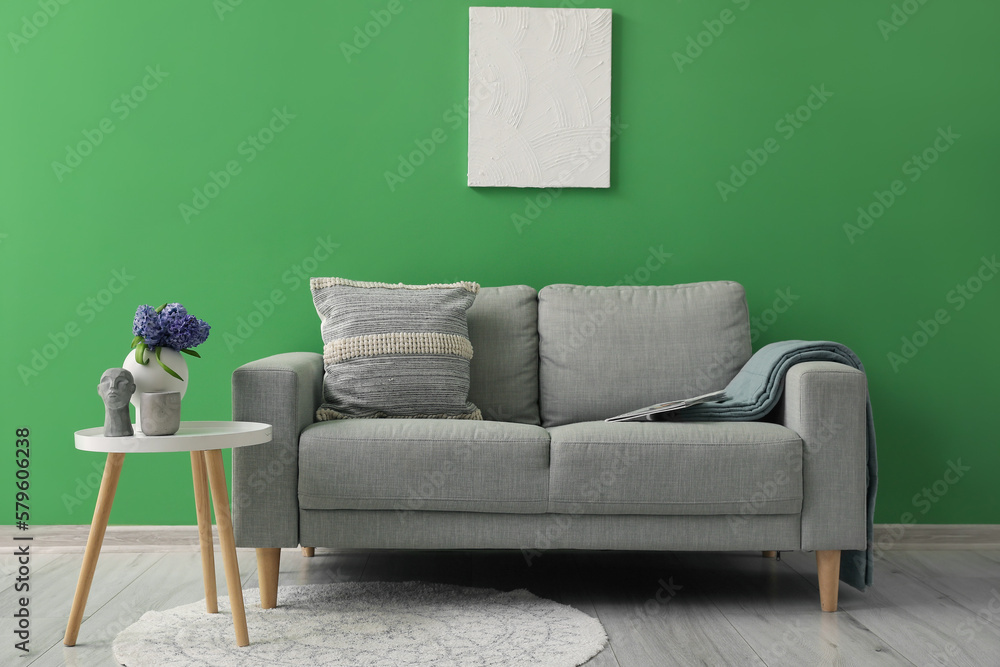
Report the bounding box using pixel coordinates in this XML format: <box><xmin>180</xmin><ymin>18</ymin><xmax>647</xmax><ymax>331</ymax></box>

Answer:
<box><xmin>311</xmin><ymin>278</ymin><xmax>482</xmax><ymax>421</ymax></box>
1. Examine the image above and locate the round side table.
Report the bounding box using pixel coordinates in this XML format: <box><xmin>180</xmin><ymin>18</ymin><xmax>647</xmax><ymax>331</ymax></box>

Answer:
<box><xmin>63</xmin><ymin>421</ymin><xmax>271</xmax><ymax>649</ymax></box>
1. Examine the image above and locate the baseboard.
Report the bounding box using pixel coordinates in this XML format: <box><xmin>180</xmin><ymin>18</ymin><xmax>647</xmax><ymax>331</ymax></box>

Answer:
<box><xmin>873</xmin><ymin>523</ymin><xmax>1000</xmax><ymax>550</ymax></box>
<box><xmin>7</xmin><ymin>523</ymin><xmax>999</xmax><ymax>554</ymax></box>
<box><xmin>1</xmin><ymin>525</ymin><xmax>257</xmax><ymax>554</ymax></box>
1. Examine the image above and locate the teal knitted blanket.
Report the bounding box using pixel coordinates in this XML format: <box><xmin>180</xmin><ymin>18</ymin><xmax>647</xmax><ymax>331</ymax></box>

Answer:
<box><xmin>669</xmin><ymin>340</ymin><xmax>877</xmax><ymax>590</ymax></box>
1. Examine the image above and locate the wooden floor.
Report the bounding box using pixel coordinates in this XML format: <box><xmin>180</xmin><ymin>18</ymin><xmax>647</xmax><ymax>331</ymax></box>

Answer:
<box><xmin>3</xmin><ymin>545</ymin><xmax>999</xmax><ymax>666</ymax></box>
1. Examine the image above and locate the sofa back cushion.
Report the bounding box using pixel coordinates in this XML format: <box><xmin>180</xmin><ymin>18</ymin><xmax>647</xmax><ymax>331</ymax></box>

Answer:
<box><xmin>537</xmin><ymin>281</ymin><xmax>751</xmax><ymax>427</ymax></box>
<box><xmin>466</xmin><ymin>286</ymin><xmax>541</xmax><ymax>425</ymax></box>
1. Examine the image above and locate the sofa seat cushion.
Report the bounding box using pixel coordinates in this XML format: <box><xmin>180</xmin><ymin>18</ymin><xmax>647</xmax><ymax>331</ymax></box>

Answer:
<box><xmin>299</xmin><ymin>419</ymin><xmax>550</xmax><ymax>514</ymax></box>
<box><xmin>547</xmin><ymin>421</ymin><xmax>802</xmax><ymax>515</ymax></box>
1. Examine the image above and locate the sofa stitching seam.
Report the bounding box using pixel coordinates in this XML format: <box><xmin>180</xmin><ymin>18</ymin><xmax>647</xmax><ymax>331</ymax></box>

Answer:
<box><xmin>548</xmin><ymin>498</ymin><xmax>803</xmax><ymax>504</ymax></box>
<box><xmin>551</xmin><ymin>440</ymin><xmax>801</xmax><ymax>447</ymax></box>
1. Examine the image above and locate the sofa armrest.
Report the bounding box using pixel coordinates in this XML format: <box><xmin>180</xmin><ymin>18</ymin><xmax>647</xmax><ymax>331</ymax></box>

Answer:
<box><xmin>779</xmin><ymin>361</ymin><xmax>868</xmax><ymax>551</ymax></box>
<box><xmin>231</xmin><ymin>352</ymin><xmax>324</xmax><ymax>548</ymax></box>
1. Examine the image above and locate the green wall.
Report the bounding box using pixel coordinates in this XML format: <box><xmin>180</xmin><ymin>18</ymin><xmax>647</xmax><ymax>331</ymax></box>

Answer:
<box><xmin>2</xmin><ymin>1</ymin><xmax>997</xmax><ymax>527</ymax></box>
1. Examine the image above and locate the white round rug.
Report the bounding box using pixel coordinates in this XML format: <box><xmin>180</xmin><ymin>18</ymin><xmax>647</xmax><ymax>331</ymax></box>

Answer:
<box><xmin>113</xmin><ymin>581</ymin><xmax>607</xmax><ymax>666</ymax></box>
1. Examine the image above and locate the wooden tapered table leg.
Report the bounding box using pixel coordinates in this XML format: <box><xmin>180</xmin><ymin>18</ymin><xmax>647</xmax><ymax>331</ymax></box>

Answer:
<box><xmin>191</xmin><ymin>451</ymin><xmax>218</xmax><ymax>614</ymax></box>
<box><xmin>301</xmin><ymin>547</ymin><xmax>315</xmax><ymax>558</ymax></box>
<box><xmin>204</xmin><ymin>449</ymin><xmax>249</xmax><ymax>647</ymax></box>
<box><xmin>816</xmin><ymin>550</ymin><xmax>841</xmax><ymax>612</ymax></box>
<box><xmin>762</xmin><ymin>551</ymin><xmax>777</xmax><ymax>558</ymax></box>
<box><xmin>64</xmin><ymin>453</ymin><xmax>125</xmax><ymax>646</ymax></box>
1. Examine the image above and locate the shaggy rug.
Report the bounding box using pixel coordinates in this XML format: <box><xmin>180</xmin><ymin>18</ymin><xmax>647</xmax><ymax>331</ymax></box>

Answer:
<box><xmin>112</xmin><ymin>582</ymin><xmax>608</xmax><ymax>666</ymax></box>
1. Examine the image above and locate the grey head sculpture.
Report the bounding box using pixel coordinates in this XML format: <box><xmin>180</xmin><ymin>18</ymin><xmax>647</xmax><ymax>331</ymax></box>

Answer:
<box><xmin>98</xmin><ymin>368</ymin><xmax>136</xmax><ymax>437</ymax></box>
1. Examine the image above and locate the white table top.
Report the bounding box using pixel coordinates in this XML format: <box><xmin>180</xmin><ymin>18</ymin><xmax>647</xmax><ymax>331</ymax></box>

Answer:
<box><xmin>75</xmin><ymin>421</ymin><xmax>272</xmax><ymax>454</ymax></box>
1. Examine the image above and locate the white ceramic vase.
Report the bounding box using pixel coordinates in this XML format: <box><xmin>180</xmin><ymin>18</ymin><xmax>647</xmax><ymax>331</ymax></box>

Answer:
<box><xmin>122</xmin><ymin>347</ymin><xmax>188</xmax><ymax>430</ymax></box>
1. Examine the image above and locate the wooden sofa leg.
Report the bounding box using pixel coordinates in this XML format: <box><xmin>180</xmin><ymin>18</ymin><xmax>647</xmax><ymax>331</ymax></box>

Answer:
<box><xmin>257</xmin><ymin>548</ymin><xmax>280</xmax><ymax>609</ymax></box>
<box><xmin>302</xmin><ymin>547</ymin><xmax>315</xmax><ymax>557</ymax></box>
<box><xmin>816</xmin><ymin>550</ymin><xmax>841</xmax><ymax>612</ymax></box>
<box><xmin>762</xmin><ymin>551</ymin><xmax>777</xmax><ymax>558</ymax></box>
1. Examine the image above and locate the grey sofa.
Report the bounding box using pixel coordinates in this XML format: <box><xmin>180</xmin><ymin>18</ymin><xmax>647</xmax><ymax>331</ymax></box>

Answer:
<box><xmin>232</xmin><ymin>281</ymin><xmax>868</xmax><ymax>612</ymax></box>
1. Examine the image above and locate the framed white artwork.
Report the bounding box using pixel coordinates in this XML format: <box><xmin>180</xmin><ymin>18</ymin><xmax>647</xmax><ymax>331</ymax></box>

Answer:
<box><xmin>468</xmin><ymin>7</ymin><xmax>612</xmax><ymax>188</ymax></box>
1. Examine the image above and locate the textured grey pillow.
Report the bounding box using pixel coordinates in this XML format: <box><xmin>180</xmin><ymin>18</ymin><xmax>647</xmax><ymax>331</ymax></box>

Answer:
<box><xmin>311</xmin><ymin>278</ymin><xmax>482</xmax><ymax>421</ymax></box>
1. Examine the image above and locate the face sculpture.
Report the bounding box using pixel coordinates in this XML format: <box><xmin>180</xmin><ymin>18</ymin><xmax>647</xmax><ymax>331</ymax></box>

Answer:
<box><xmin>98</xmin><ymin>368</ymin><xmax>136</xmax><ymax>409</ymax></box>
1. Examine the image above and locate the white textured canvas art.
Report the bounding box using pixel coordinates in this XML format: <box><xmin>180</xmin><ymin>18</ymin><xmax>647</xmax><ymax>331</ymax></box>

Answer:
<box><xmin>468</xmin><ymin>7</ymin><xmax>612</xmax><ymax>188</ymax></box>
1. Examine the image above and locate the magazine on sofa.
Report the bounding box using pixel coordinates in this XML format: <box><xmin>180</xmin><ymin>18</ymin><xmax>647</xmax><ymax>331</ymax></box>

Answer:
<box><xmin>604</xmin><ymin>390</ymin><xmax>727</xmax><ymax>423</ymax></box>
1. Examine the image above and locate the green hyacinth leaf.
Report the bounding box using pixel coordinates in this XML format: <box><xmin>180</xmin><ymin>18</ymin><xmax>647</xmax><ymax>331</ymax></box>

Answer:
<box><xmin>131</xmin><ymin>334</ymin><xmax>142</xmax><ymax>349</ymax></box>
<box><xmin>135</xmin><ymin>342</ymin><xmax>149</xmax><ymax>365</ymax></box>
<box><xmin>155</xmin><ymin>303</ymin><xmax>167</xmax><ymax>313</ymax></box>
<box><xmin>181</xmin><ymin>348</ymin><xmax>201</xmax><ymax>358</ymax></box>
<box><xmin>155</xmin><ymin>346</ymin><xmax>183</xmax><ymax>380</ymax></box>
